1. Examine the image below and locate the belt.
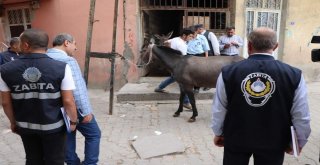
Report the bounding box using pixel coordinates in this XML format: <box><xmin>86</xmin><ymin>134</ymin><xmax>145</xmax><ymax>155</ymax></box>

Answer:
<box><xmin>188</xmin><ymin>53</ymin><xmax>205</xmax><ymax>57</ymax></box>
<box><xmin>220</xmin><ymin>54</ymin><xmax>238</xmax><ymax>56</ymax></box>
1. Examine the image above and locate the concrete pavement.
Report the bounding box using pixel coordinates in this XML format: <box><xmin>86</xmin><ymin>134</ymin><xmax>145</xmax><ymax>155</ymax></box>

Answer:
<box><xmin>1</xmin><ymin>81</ymin><xmax>320</xmax><ymax>165</ymax></box>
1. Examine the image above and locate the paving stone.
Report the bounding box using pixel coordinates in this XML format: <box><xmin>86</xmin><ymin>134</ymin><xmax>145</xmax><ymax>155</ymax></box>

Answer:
<box><xmin>0</xmin><ymin>81</ymin><xmax>320</xmax><ymax>164</ymax></box>
<box><xmin>132</xmin><ymin>133</ymin><xmax>185</xmax><ymax>159</ymax></box>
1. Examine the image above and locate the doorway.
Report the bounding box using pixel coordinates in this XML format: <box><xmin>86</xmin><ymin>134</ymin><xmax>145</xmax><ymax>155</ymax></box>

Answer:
<box><xmin>140</xmin><ymin>0</ymin><xmax>231</xmax><ymax>76</ymax></box>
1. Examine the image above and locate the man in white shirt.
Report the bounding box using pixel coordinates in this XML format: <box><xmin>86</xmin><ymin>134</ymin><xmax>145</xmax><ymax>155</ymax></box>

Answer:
<box><xmin>154</xmin><ymin>28</ymin><xmax>194</xmax><ymax>109</ymax></box>
<box><xmin>219</xmin><ymin>26</ymin><xmax>243</xmax><ymax>56</ymax></box>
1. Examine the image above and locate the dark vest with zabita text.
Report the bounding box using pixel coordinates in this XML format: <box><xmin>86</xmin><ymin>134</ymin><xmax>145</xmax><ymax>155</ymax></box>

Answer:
<box><xmin>221</xmin><ymin>54</ymin><xmax>301</xmax><ymax>151</ymax></box>
<box><xmin>0</xmin><ymin>53</ymin><xmax>67</xmax><ymax>134</ymax></box>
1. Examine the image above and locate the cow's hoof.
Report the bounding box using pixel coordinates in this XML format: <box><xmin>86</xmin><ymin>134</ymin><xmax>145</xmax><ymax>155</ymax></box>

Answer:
<box><xmin>188</xmin><ymin>118</ymin><xmax>196</xmax><ymax>122</ymax></box>
<box><xmin>173</xmin><ymin>113</ymin><xmax>180</xmax><ymax>117</ymax></box>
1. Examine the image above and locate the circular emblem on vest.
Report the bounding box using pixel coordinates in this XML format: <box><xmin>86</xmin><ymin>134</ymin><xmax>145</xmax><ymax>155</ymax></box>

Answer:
<box><xmin>241</xmin><ymin>72</ymin><xmax>275</xmax><ymax>107</ymax></box>
<box><xmin>23</xmin><ymin>67</ymin><xmax>42</xmax><ymax>82</ymax></box>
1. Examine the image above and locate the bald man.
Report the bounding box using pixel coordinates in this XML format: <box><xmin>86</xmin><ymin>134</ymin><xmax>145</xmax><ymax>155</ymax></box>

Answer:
<box><xmin>212</xmin><ymin>27</ymin><xmax>311</xmax><ymax>165</ymax></box>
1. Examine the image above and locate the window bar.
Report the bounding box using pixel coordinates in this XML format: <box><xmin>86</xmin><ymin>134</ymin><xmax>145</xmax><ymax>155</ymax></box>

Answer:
<box><xmin>205</xmin><ymin>12</ymin><xmax>208</xmax><ymax>29</ymax></box>
<box><xmin>22</xmin><ymin>9</ymin><xmax>27</xmax><ymax>29</ymax></box>
<box><xmin>219</xmin><ymin>13</ymin><xmax>222</xmax><ymax>29</ymax></box>
<box><xmin>192</xmin><ymin>12</ymin><xmax>195</xmax><ymax>26</ymax></box>
<box><xmin>146</xmin><ymin>0</ymin><xmax>149</xmax><ymax>8</ymax></box>
<box><xmin>214</xmin><ymin>12</ymin><xmax>216</xmax><ymax>29</ymax></box>
<box><xmin>218</xmin><ymin>12</ymin><xmax>220</xmax><ymax>29</ymax></box>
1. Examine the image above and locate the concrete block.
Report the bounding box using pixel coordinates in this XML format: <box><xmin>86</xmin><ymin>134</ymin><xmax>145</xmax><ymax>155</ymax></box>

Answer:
<box><xmin>132</xmin><ymin>133</ymin><xmax>185</xmax><ymax>159</ymax></box>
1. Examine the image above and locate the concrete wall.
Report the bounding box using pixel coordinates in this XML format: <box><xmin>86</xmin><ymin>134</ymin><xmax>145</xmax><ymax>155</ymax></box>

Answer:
<box><xmin>2</xmin><ymin>0</ymin><xmax>320</xmax><ymax>86</ymax></box>
<box><xmin>233</xmin><ymin>0</ymin><xmax>245</xmax><ymax>56</ymax></box>
<box><xmin>232</xmin><ymin>0</ymin><xmax>320</xmax><ymax>82</ymax></box>
<box><xmin>280</xmin><ymin>0</ymin><xmax>320</xmax><ymax>81</ymax></box>
<box><xmin>281</xmin><ymin>0</ymin><xmax>320</xmax><ymax>64</ymax></box>
<box><xmin>0</xmin><ymin>0</ymin><xmax>141</xmax><ymax>89</ymax></box>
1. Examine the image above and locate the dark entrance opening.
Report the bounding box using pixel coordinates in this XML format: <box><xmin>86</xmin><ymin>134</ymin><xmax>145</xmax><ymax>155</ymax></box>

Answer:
<box><xmin>140</xmin><ymin>0</ymin><xmax>232</xmax><ymax>76</ymax></box>
<box><xmin>142</xmin><ymin>10</ymin><xmax>184</xmax><ymax>76</ymax></box>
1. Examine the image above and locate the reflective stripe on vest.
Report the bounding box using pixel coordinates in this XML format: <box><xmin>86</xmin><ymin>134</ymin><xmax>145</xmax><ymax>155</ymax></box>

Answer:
<box><xmin>11</xmin><ymin>92</ymin><xmax>61</xmax><ymax>99</ymax></box>
<box><xmin>16</xmin><ymin>119</ymin><xmax>64</xmax><ymax>131</ymax></box>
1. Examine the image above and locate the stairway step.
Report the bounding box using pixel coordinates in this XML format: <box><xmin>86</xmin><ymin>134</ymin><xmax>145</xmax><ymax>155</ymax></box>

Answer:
<box><xmin>116</xmin><ymin>77</ymin><xmax>215</xmax><ymax>102</ymax></box>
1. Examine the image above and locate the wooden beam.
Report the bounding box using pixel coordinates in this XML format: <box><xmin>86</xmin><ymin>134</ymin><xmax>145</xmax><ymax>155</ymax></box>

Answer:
<box><xmin>90</xmin><ymin>52</ymin><xmax>115</xmax><ymax>59</ymax></box>
<box><xmin>109</xmin><ymin>0</ymin><xmax>120</xmax><ymax>115</ymax></box>
<box><xmin>84</xmin><ymin>0</ymin><xmax>96</xmax><ymax>85</ymax></box>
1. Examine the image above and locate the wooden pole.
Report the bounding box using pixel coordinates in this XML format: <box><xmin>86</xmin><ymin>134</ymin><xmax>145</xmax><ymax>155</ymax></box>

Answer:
<box><xmin>84</xmin><ymin>0</ymin><xmax>96</xmax><ymax>85</ymax></box>
<box><xmin>109</xmin><ymin>0</ymin><xmax>120</xmax><ymax>115</ymax></box>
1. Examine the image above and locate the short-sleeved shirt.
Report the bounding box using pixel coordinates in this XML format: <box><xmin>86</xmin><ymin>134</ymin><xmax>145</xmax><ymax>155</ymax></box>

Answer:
<box><xmin>187</xmin><ymin>34</ymin><xmax>210</xmax><ymax>55</ymax></box>
<box><xmin>167</xmin><ymin>37</ymin><xmax>188</xmax><ymax>55</ymax></box>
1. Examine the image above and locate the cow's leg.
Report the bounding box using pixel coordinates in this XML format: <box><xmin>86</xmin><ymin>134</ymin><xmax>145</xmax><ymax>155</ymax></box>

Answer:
<box><xmin>173</xmin><ymin>86</ymin><xmax>185</xmax><ymax>117</ymax></box>
<box><xmin>186</xmin><ymin>90</ymin><xmax>197</xmax><ymax>122</ymax></box>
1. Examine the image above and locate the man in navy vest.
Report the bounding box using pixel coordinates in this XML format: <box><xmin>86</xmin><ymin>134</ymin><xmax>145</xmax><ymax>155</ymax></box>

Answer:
<box><xmin>0</xmin><ymin>37</ymin><xmax>20</xmax><ymax>64</ymax></box>
<box><xmin>212</xmin><ymin>27</ymin><xmax>311</xmax><ymax>165</ymax></box>
<box><xmin>194</xmin><ymin>24</ymin><xmax>220</xmax><ymax>56</ymax></box>
<box><xmin>0</xmin><ymin>29</ymin><xmax>78</xmax><ymax>165</ymax></box>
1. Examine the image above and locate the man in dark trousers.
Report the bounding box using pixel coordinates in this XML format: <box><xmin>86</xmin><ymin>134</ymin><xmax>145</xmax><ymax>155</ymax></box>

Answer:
<box><xmin>194</xmin><ymin>24</ymin><xmax>220</xmax><ymax>56</ymax></box>
<box><xmin>212</xmin><ymin>27</ymin><xmax>311</xmax><ymax>165</ymax></box>
<box><xmin>0</xmin><ymin>37</ymin><xmax>20</xmax><ymax>64</ymax></box>
<box><xmin>0</xmin><ymin>29</ymin><xmax>78</xmax><ymax>165</ymax></box>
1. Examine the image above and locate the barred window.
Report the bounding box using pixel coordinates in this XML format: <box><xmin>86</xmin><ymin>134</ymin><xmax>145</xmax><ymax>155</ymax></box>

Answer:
<box><xmin>7</xmin><ymin>8</ymin><xmax>31</xmax><ymax>37</ymax></box>
<box><xmin>140</xmin><ymin>0</ymin><xmax>229</xmax><ymax>32</ymax></box>
<box><xmin>246</xmin><ymin>0</ymin><xmax>281</xmax><ymax>10</ymax></box>
<box><xmin>246</xmin><ymin>0</ymin><xmax>281</xmax><ymax>34</ymax></box>
<box><xmin>140</xmin><ymin>0</ymin><xmax>228</xmax><ymax>9</ymax></box>
<box><xmin>185</xmin><ymin>11</ymin><xmax>226</xmax><ymax>30</ymax></box>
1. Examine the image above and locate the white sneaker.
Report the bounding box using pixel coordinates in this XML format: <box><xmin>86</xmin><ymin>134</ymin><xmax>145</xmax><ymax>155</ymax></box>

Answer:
<box><xmin>183</xmin><ymin>103</ymin><xmax>192</xmax><ymax>109</ymax></box>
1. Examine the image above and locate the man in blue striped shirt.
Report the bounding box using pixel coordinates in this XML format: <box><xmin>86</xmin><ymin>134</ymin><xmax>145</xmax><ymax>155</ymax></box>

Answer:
<box><xmin>47</xmin><ymin>33</ymin><xmax>101</xmax><ymax>165</ymax></box>
<box><xmin>219</xmin><ymin>27</ymin><xmax>243</xmax><ymax>56</ymax></box>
